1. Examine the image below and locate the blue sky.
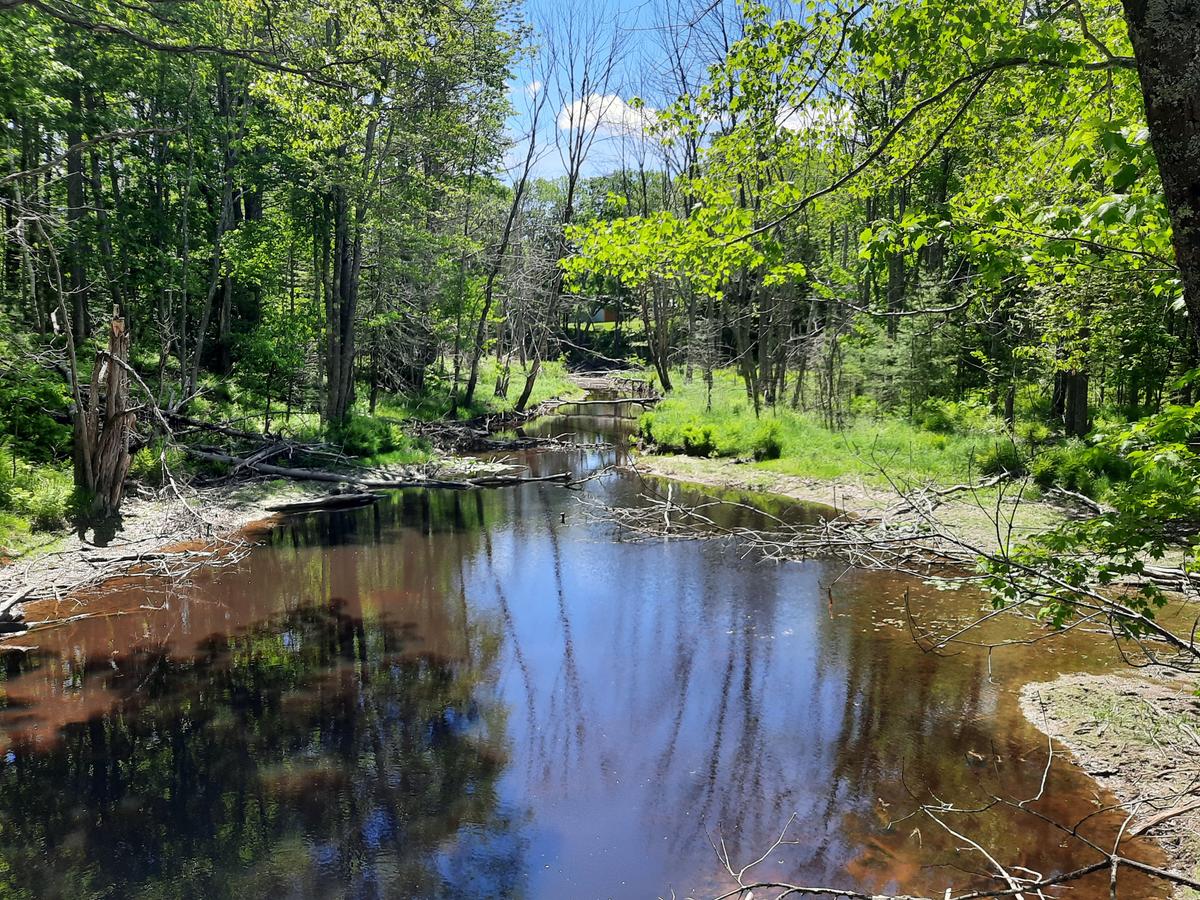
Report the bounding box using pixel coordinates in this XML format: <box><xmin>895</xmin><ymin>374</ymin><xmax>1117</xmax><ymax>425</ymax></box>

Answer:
<box><xmin>502</xmin><ymin>0</ymin><xmax>746</xmax><ymax>179</ymax></box>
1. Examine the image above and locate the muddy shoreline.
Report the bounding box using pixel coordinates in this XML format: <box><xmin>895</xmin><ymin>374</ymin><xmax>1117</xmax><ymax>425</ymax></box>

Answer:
<box><xmin>0</xmin><ymin>457</ymin><xmax>523</xmax><ymax>633</ymax></box>
<box><xmin>631</xmin><ymin>452</ymin><xmax>1071</xmax><ymax>555</ymax></box>
<box><xmin>1021</xmin><ymin>672</ymin><xmax>1200</xmax><ymax>896</ymax></box>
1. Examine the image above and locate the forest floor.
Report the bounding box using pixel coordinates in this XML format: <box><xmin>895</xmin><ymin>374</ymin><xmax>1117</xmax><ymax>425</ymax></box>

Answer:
<box><xmin>631</xmin><ymin>452</ymin><xmax>1068</xmax><ymax>555</ymax></box>
<box><xmin>1021</xmin><ymin>672</ymin><xmax>1200</xmax><ymax>895</ymax></box>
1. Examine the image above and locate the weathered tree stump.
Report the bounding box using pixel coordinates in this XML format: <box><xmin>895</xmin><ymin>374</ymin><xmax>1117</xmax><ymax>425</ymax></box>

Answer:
<box><xmin>73</xmin><ymin>307</ymin><xmax>135</xmax><ymax>517</ymax></box>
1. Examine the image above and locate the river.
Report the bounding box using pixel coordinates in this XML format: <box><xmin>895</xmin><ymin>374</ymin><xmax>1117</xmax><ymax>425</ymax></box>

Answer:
<box><xmin>0</xmin><ymin>397</ymin><xmax>1171</xmax><ymax>898</ymax></box>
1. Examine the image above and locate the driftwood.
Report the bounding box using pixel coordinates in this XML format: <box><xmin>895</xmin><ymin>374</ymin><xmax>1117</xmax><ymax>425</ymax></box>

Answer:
<box><xmin>1045</xmin><ymin>485</ymin><xmax>1109</xmax><ymax>515</ymax></box>
<box><xmin>186</xmin><ymin>448</ymin><xmax>572</xmax><ymax>490</ymax></box>
<box><xmin>570</xmin><ymin>371</ymin><xmax>660</xmax><ymax>398</ymax></box>
<box><xmin>473</xmin><ymin>434</ymin><xmax>613</xmax><ymax>452</ymax></box>
<box><xmin>267</xmin><ymin>493</ymin><xmax>382</xmax><ymax>514</ymax></box>
<box><xmin>544</xmin><ymin>397</ymin><xmax>658</xmax><ymax>410</ymax></box>
<box><xmin>0</xmin><ymin>585</ymin><xmax>31</xmax><ymax>631</ymax></box>
<box><xmin>1129</xmin><ymin>799</ymin><xmax>1200</xmax><ymax>837</ymax></box>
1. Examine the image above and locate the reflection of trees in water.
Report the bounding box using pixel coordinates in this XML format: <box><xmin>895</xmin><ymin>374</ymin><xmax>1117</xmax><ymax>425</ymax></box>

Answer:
<box><xmin>817</xmin><ymin>572</ymin><xmax>1159</xmax><ymax>896</ymax></box>
<box><xmin>482</xmin><ymin>525</ymin><xmax>540</xmax><ymax>786</ymax></box>
<box><xmin>663</xmin><ymin>570</ymin><xmax>801</xmax><ymax>864</ymax></box>
<box><xmin>3</xmin><ymin>469</ymin><xmax>1150</xmax><ymax>899</ymax></box>
<box><xmin>0</xmin><ymin>602</ymin><xmax>527</xmax><ymax>899</ymax></box>
<box><xmin>539</xmin><ymin>492</ymin><xmax>587</xmax><ymax>791</ymax></box>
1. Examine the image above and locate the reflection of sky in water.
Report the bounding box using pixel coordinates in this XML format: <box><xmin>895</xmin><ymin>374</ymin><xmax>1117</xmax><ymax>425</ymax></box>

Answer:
<box><xmin>0</xmin><ymin>408</ymin><xmax>1170</xmax><ymax>899</ymax></box>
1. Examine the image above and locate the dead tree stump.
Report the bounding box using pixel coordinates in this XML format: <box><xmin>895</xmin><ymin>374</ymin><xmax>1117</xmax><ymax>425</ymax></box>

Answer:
<box><xmin>73</xmin><ymin>307</ymin><xmax>135</xmax><ymax>517</ymax></box>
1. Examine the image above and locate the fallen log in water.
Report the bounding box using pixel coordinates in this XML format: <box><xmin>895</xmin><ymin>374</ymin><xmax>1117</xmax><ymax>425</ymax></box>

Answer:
<box><xmin>544</xmin><ymin>397</ymin><xmax>659</xmax><ymax>410</ymax></box>
<box><xmin>474</xmin><ymin>435</ymin><xmax>613</xmax><ymax>451</ymax></box>
<box><xmin>267</xmin><ymin>493</ymin><xmax>381</xmax><ymax>514</ymax></box>
<box><xmin>0</xmin><ymin>586</ymin><xmax>31</xmax><ymax>631</ymax></box>
<box><xmin>185</xmin><ymin>448</ymin><xmax>573</xmax><ymax>491</ymax></box>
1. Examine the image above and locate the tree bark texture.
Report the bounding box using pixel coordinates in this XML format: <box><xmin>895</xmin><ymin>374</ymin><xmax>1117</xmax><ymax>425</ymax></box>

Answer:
<box><xmin>74</xmin><ymin>311</ymin><xmax>134</xmax><ymax>516</ymax></box>
<box><xmin>1121</xmin><ymin>0</ymin><xmax>1200</xmax><ymax>347</ymax></box>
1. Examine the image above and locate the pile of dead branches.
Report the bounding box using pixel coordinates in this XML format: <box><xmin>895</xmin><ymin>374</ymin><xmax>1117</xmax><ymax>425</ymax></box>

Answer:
<box><xmin>577</xmin><ymin>478</ymin><xmax>979</xmax><ymax>574</ymax></box>
<box><xmin>581</xmin><ymin>471</ymin><xmax>1200</xmax><ymax>671</ymax></box>
<box><xmin>150</xmin><ymin>410</ymin><xmax>577</xmax><ymax>492</ymax></box>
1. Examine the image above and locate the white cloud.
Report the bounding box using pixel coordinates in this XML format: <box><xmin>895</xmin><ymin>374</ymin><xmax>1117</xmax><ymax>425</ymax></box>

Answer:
<box><xmin>525</xmin><ymin>80</ymin><xmax>543</xmax><ymax>98</ymax></box>
<box><xmin>557</xmin><ymin>93</ymin><xmax>657</xmax><ymax>136</ymax></box>
<box><xmin>776</xmin><ymin>101</ymin><xmax>854</xmax><ymax>135</ymax></box>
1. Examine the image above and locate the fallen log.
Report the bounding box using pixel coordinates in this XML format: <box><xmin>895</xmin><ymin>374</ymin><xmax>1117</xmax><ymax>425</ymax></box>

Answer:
<box><xmin>545</xmin><ymin>397</ymin><xmax>658</xmax><ymax>410</ymax></box>
<box><xmin>267</xmin><ymin>493</ymin><xmax>381</xmax><ymax>514</ymax></box>
<box><xmin>1129</xmin><ymin>799</ymin><xmax>1200</xmax><ymax>836</ymax></box>
<box><xmin>1045</xmin><ymin>485</ymin><xmax>1109</xmax><ymax>515</ymax></box>
<box><xmin>469</xmin><ymin>434</ymin><xmax>613</xmax><ymax>452</ymax></box>
<box><xmin>0</xmin><ymin>585</ymin><xmax>31</xmax><ymax>623</ymax></box>
<box><xmin>185</xmin><ymin>448</ymin><xmax>572</xmax><ymax>490</ymax></box>
<box><xmin>167</xmin><ymin>412</ymin><xmax>266</xmax><ymax>443</ymax></box>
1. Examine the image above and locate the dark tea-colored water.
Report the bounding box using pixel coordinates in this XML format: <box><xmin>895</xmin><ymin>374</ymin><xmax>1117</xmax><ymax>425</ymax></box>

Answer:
<box><xmin>0</xmin><ymin>398</ymin><xmax>1171</xmax><ymax>898</ymax></box>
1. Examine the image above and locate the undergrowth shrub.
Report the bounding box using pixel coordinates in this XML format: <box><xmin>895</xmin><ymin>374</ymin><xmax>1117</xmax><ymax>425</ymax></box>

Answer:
<box><xmin>680</xmin><ymin>422</ymin><xmax>717</xmax><ymax>456</ymax></box>
<box><xmin>1015</xmin><ymin>420</ymin><xmax>1052</xmax><ymax>448</ymax></box>
<box><xmin>915</xmin><ymin>397</ymin><xmax>999</xmax><ymax>435</ymax></box>
<box><xmin>640</xmin><ymin>413</ymin><xmax>718</xmax><ymax>456</ymax></box>
<box><xmin>18</xmin><ymin>472</ymin><xmax>73</xmax><ymax>530</ymax></box>
<box><xmin>750</xmin><ymin>421</ymin><xmax>783</xmax><ymax>460</ymax></box>
<box><xmin>0</xmin><ymin>451</ymin><xmax>75</xmax><ymax>531</ymax></box>
<box><xmin>129</xmin><ymin>441</ymin><xmax>188</xmax><ymax>487</ymax></box>
<box><xmin>976</xmin><ymin>441</ymin><xmax>1028</xmax><ymax>477</ymax></box>
<box><xmin>1029</xmin><ymin>440</ymin><xmax>1131</xmax><ymax>497</ymax></box>
<box><xmin>328</xmin><ymin>416</ymin><xmax>395</xmax><ymax>457</ymax></box>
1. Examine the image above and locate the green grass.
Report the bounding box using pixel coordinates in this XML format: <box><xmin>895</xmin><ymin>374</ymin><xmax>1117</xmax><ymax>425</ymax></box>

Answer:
<box><xmin>361</xmin><ymin>438</ymin><xmax>433</xmax><ymax>467</ymax></box>
<box><xmin>0</xmin><ymin>450</ymin><xmax>77</xmax><ymax>553</ymax></box>
<box><xmin>376</xmin><ymin>357</ymin><xmax>582</xmax><ymax>423</ymax></box>
<box><xmin>640</xmin><ymin>370</ymin><xmax>1014</xmax><ymax>486</ymax></box>
<box><xmin>580</xmin><ymin>319</ymin><xmax>644</xmax><ymax>335</ymax></box>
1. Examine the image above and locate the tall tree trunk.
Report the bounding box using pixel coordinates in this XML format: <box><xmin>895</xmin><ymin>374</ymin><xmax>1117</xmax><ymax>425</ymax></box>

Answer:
<box><xmin>1064</xmin><ymin>370</ymin><xmax>1090</xmax><ymax>437</ymax></box>
<box><xmin>514</xmin><ymin>356</ymin><xmax>541</xmax><ymax>412</ymax></box>
<box><xmin>325</xmin><ymin>182</ymin><xmax>367</xmax><ymax>425</ymax></box>
<box><xmin>66</xmin><ymin>84</ymin><xmax>90</xmax><ymax>344</ymax></box>
<box><xmin>1050</xmin><ymin>371</ymin><xmax>1067</xmax><ymax>421</ymax></box>
<box><xmin>1121</xmin><ymin>0</ymin><xmax>1200</xmax><ymax>348</ymax></box>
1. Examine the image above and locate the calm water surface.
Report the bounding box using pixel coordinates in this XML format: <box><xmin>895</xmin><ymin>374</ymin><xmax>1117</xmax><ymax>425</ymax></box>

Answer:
<box><xmin>0</xmin><ymin>398</ymin><xmax>1172</xmax><ymax>898</ymax></box>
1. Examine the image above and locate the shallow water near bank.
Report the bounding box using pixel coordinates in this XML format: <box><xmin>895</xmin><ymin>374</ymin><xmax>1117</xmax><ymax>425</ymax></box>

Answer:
<box><xmin>0</xmin><ymin>397</ymin><xmax>1175</xmax><ymax>898</ymax></box>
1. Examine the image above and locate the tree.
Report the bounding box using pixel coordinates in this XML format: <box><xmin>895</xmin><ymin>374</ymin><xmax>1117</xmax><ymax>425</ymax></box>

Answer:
<box><xmin>1120</xmin><ymin>0</ymin><xmax>1200</xmax><ymax>349</ymax></box>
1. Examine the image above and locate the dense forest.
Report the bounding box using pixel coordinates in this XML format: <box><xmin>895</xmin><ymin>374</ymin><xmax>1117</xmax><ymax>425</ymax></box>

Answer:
<box><xmin>2</xmin><ymin>0</ymin><xmax>1200</xmax><ymax>595</ymax></box>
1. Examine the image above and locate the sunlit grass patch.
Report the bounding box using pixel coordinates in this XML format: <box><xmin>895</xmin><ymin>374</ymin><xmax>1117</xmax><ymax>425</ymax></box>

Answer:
<box><xmin>376</xmin><ymin>357</ymin><xmax>582</xmax><ymax>423</ymax></box>
<box><xmin>640</xmin><ymin>369</ymin><xmax>1012</xmax><ymax>486</ymax></box>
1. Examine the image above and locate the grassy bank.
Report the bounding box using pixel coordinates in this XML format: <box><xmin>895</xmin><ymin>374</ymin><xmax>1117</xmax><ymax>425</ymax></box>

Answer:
<box><xmin>639</xmin><ymin>370</ymin><xmax>1011</xmax><ymax>487</ymax></box>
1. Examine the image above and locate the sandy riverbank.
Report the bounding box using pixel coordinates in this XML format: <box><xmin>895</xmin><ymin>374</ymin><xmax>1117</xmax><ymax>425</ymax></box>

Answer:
<box><xmin>1021</xmin><ymin>672</ymin><xmax>1200</xmax><ymax>896</ymax></box>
